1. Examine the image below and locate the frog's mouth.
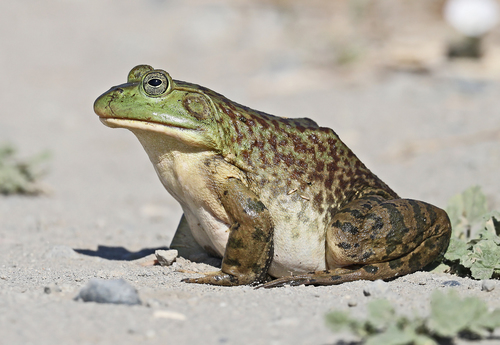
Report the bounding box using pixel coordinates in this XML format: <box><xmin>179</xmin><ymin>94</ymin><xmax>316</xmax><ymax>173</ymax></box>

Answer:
<box><xmin>100</xmin><ymin>117</ymin><xmax>192</xmax><ymax>132</ymax></box>
<box><xmin>99</xmin><ymin>118</ymin><xmax>214</xmax><ymax>149</ymax></box>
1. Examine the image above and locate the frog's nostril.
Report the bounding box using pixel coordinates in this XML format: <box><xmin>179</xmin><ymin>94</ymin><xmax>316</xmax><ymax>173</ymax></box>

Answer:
<box><xmin>116</xmin><ymin>88</ymin><xmax>124</xmax><ymax>94</ymax></box>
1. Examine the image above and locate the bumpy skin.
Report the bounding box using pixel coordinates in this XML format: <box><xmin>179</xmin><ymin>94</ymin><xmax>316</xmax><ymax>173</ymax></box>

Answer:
<box><xmin>94</xmin><ymin>65</ymin><xmax>451</xmax><ymax>287</ymax></box>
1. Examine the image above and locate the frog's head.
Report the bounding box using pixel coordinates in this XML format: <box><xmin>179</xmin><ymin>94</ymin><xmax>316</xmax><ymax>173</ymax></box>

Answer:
<box><xmin>94</xmin><ymin>65</ymin><xmax>221</xmax><ymax>151</ymax></box>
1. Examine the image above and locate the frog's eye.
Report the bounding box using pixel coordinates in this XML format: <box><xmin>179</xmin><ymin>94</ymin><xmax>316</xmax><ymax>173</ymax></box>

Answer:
<box><xmin>143</xmin><ymin>71</ymin><xmax>170</xmax><ymax>96</ymax></box>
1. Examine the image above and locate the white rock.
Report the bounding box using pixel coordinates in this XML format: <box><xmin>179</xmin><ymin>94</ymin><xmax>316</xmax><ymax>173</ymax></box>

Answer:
<box><xmin>155</xmin><ymin>249</ymin><xmax>178</xmax><ymax>266</ymax></box>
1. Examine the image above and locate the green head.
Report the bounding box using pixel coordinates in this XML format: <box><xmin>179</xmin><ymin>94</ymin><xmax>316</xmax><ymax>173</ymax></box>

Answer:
<box><xmin>94</xmin><ymin>65</ymin><xmax>222</xmax><ymax>150</ymax></box>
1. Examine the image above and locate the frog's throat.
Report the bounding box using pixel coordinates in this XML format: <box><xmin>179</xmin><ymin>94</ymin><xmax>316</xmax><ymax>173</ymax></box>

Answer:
<box><xmin>100</xmin><ymin>118</ymin><xmax>214</xmax><ymax>149</ymax></box>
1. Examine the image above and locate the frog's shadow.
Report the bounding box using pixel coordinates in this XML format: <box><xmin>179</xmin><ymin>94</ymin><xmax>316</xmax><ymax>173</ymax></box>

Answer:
<box><xmin>74</xmin><ymin>245</ymin><xmax>169</xmax><ymax>261</ymax></box>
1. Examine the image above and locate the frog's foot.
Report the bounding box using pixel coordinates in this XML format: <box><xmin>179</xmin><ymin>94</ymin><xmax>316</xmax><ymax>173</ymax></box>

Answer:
<box><xmin>182</xmin><ymin>270</ymin><xmax>243</xmax><ymax>286</ymax></box>
<box><xmin>256</xmin><ymin>267</ymin><xmax>364</xmax><ymax>288</ymax></box>
<box><xmin>256</xmin><ymin>275</ymin><xmax>314</xmax><ymax>288</ymax></box>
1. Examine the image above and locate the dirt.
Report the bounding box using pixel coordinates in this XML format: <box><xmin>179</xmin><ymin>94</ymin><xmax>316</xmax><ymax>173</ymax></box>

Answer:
<box><xmin>1</xmin><ymin>1</ymin><xmax>500</xmax><ymax>344</ymax></box>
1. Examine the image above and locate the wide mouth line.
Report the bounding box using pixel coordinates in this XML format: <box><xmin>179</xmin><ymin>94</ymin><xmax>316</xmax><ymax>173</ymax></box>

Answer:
<box><xmin>100</xmin><ymin>117</ymin><xmax>197</xmax><ymax>131</ymax></box>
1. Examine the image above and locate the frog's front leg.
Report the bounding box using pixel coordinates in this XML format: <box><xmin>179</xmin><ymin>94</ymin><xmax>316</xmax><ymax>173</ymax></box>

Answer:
<box><xmin>183</xmin><ymin>177</ymin><xmax>274</xmax><ymax>286</ymax></box>
<box><xmin>260</xmin><ymin>195</ymin><xmax>451</xmax><ymax>288</ymax></box>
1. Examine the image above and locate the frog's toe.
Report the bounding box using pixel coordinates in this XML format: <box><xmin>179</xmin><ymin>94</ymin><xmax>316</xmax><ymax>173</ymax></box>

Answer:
<box><xmin>181</xmin><ymin>271</ymin><xmax>241</xmax><ymax>286</ymax></box>
<box><xmin>256</xmin><ymin>276</ymin><xmax>310</xmax><ymax>289</ymax></box>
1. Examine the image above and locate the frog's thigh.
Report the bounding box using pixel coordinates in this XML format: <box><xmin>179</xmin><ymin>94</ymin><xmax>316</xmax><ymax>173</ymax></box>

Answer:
<box><xmin>326</xmin><ymin>196</ymin><xmax>451</xmax><ymax>274</ymax></box>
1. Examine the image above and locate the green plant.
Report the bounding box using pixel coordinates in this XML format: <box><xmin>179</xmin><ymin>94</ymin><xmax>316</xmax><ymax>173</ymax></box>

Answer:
<box><xmin>439</xmin><ymin>186</ymin><xmax>500</xmax><ymax>279</ymax></box>
<box><xmin>326</xmin><ymin>290</ymin><xmax>500</xmax><ymax>345</ymax></box>
<box><xmin>0</xmin><ymin>144</ymin><xmax>50</xmax><ymax>195</ymax></box>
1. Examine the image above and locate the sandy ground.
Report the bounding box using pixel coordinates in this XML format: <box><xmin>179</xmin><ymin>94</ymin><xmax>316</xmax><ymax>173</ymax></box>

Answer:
<box><xmin>2</xmin><ymin>1</ymin><xmax>500</xmax><ymax>344</ymax></box>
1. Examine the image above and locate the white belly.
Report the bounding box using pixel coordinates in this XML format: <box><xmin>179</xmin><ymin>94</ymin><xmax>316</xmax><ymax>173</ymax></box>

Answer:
<box><xmin>181</xmin><ymin>206</ymin><xmax>229</xmax><ymax>258</ymax></box>
<box><xmin>267</xmin><ymin>217</ymin><xmax>327</xmax><ymax>278</ymax></box>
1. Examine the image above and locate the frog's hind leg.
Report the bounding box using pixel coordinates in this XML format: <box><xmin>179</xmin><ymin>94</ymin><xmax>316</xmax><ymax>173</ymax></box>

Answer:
<box><xmin>260</xmin><ymin>195</ymin><xmax>451</xmax><ymax>288</ymax></box>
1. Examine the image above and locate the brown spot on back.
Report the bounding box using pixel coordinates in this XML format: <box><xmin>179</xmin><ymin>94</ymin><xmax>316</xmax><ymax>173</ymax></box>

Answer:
<box><xmin>242</xmin><ymin>150</ymin><xmax>250</xmax><ymax>163</ymax></box>
<box><xmin>252</xmin><ymin>115</ymin><xmax>270</xmax><ymax>130</ymax></box>
<box><xmin>313</xmin><ymin>192</ymin><xmax>324</xmax><ymax>213</ymax></box>
<box><xmin>326</xmin><ymin>162</ymin><xmax>337</xmax><ymax>172</ymax></box>
<box><xmin>324</xmin><ymin>177</ymin><xmax>333</xmax><ymax>190</ymax></box>
<box><xmin>316</xmin><ymin>161</ymin><xmax>325</xmax><ymax>173</ymax></box>
<box><xmin>268</xmin><ymin>134</ymin><xmax>277</xmax><ymax>149</ymax></box>
<box><xmin>271</xmin><ymin>119</ymin><xmax>280</xmax><ymax>130</ymax></box>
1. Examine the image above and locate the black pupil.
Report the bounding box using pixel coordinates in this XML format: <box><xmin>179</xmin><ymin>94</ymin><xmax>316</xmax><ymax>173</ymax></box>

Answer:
<box><xmin>148</xmin><ymin>78</ymin><xmax>162</xmax><ymax>87</ymax></box>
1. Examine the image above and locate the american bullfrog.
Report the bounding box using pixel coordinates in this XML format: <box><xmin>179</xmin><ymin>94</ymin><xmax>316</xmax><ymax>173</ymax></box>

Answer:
<box><xmin>94</xmin><ymin>65</ymin><xmax>451</xmax><ymax>287</ymax></box>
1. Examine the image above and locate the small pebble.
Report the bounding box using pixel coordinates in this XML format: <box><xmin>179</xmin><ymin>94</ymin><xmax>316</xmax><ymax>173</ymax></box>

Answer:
<box><xmin>442</xmin><ymin>280</ymin><xmax>460</xmax><ymax>287</ymax></box>
<box><xmin>145</xmin><ymin>299</ymin><xmax>162</xmax><ymax>308</ymax></box>
<box><xmin>482</xmin><ymin>280</ymin><xmax>495</xmax><ymax>292</ymax></box>
<box><xmin>155</xmin><ymin>249</ymin><xmax>178</xmax><ymax>266</ymax></box>
<box><xmin>347</xmin><ymin>300</ymin><xmax>358</xmax><ymax>307</ymax></box>
<box><xmin>74</xmin><ymin>278</ymin><xmax>141</xmax><ymax>305</ymax></box>
<box><xmin>44</xmin><ymin>285</ymin><xmax>61</xmax><ymax>294</ymax></box>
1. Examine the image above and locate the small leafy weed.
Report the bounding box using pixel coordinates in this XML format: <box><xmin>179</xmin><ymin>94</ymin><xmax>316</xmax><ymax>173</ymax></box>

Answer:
<box><xmin>326</xmin><ymin>290</ymin><xmax>500</xmax><ymax>345</ymax></box>
<box><xmin>0</xmin><ymin>144</ymin><xmax>50</xmax><ymax>195</ymax></box>
<box><xmin>438</xmin><ymin>186</ymin><xmax>500</xmax><ymax>280</ymax></box>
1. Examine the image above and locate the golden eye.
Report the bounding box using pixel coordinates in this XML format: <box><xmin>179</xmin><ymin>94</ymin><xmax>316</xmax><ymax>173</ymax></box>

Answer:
<box><xmin>143</xmin><ymin>71</ymin><xmax>169</xmax><ymax>96</ymax></box>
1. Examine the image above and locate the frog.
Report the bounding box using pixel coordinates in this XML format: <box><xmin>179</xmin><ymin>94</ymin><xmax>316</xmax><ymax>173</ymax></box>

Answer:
<box><xmin>93</xmin><ymin>65</ymin><xmax>451</xmax><ymax>288</ymax></box>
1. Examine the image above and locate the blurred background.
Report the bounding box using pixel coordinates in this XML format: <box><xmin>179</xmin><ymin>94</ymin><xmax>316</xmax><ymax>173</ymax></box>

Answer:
<box><xmin>1</xmin><ymin>0</ymin><xmax>500</xmax><ymax>250</ymax></box>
